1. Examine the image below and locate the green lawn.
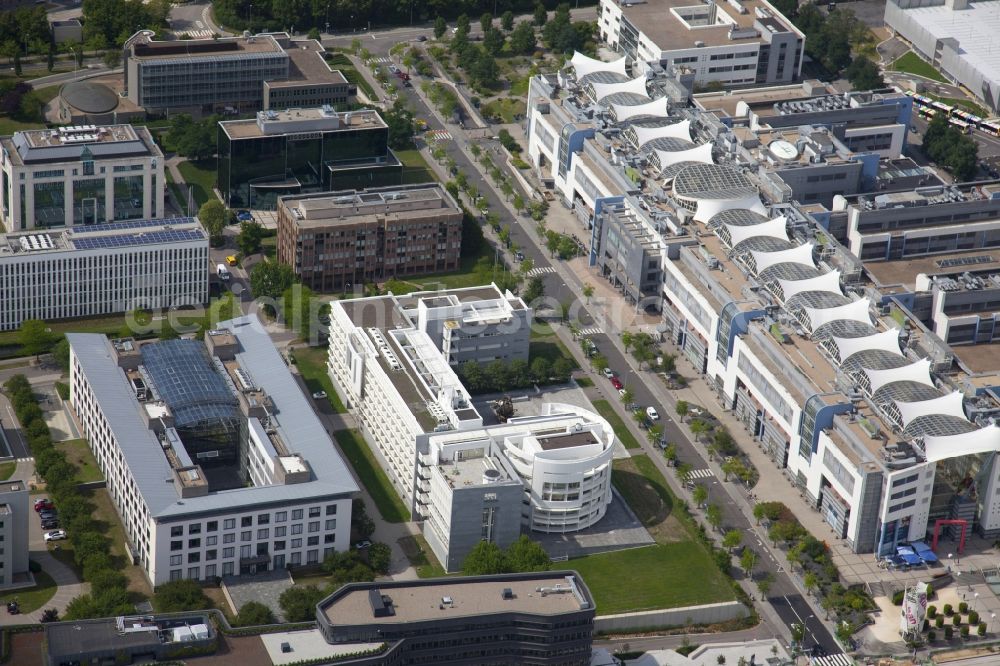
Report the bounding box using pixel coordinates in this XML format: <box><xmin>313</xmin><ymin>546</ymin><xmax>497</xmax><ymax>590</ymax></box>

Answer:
<box><xmin>591</xmin><ymin>399</ymin><xmax>642</xmax><ymax>450</ymax></box>
<box><xmin>891</xmin><ymin>52</ymin><xmax>948</xmax><ymax>83</ymax></box>
<box><xmin>571</xmin><ymin>542</ymin><xmax>735</xmax><ymax>615</ymax></box>
<box><xmin>333</xmin><ymin>429</ymin><xmax>411</xmax><ymax>523</ymax></box>
<box><xmin>395</xmin><ymin>146</ymin><xmax>437</xmax><ymax>185</ymax></box>
<box><xmin>479</xmin><ymin>98</ymin><xmax>526</xmax><ymax>123</ymax></box>
<box><xmin>0</xmin><ymin>461</ymin><xmax>15</xmax><ymax>481</ymax></box>
<box><xmin>85</xmin><ymin>488</ymin><xmax>151</xmax><ymax>599</ymax></box>
<box><xmin>528</xmin><ymin>340</ymin><xmax>579</xmax><ymax>371</ymax></box>
<box><xmin>291</xmin><ymin>346</ymin><xmax>347</xmax><ymax>413</ymax></box>
<box><xmin>261</xmin><ymin>233</ymin><xmax>277</xmax><ymax>261</ymax></box>
<box><xmin>575</xmin><ymin>376</ymin><xmax>594</xmax><ymax>388</ymax></box>
<box><xmin>399</xmin><ymin>534</ymin><xmax>448</xmax><ymax>578</ymax></box>
<box><xmin>15</xmin><ymin>566</ymin><xmax>56</xmax><ymax>613</ymax></box>
<box><xmin>613</xmin><ymin>455</ymin><xmax>691</xmax><ymax>544</ymax></box>
<box><xmin>0</xmin><ymin>116</ymin><xmax>45</xmax><ymax>135</ymax></box>
<box><xmin>55</xmin><ymin>438</ymin><xmax>103</xmax><ymax>483</ymax></box>
<box><xmin>176</xmin><ymin>159</ymin><xmax>218</xmax><ymax>208</ymax></box>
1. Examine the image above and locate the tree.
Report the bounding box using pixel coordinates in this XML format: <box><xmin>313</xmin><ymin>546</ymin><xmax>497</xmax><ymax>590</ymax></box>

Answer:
<box><xmin>18</xmin><ymin>319</ymin><xmax>53</xmax><ymax>358</ymax></box>
<box><xmin>523</xmin><ymin>276</ymin><xmax>545</xmax><ymax>303</ymax></box>
<box><xmin>153</xmin><ymin>579</ymin><xmax>210</xmax><ymax>612</ymax></box>
<box><xmin>103</xmin><ymin>49</ymin><xmax>120</xmax><ymax>69</ymax></box>
<box><xmin>803</xmin><ymin>572</ymin><xmax>819</xmax><ymax>596</ymax></box>
<box><xmin>552</xmin><ymin>358</ymin><xmax>573</xmax><ymax>382</ymax></box>
<box><xmin>620</xmin><ymin>387</ymin><xmax>634</xmax><ymax>405</ymax></box>
<box><xmin>663</xmin><ymin>442</ymin><xmax>677</xmax><ymax>465</ymax></box>
<box><xmin>40</xmin><ymin>608</ymin><xmax>59</xmax><ymax>623</ymax></box>
<box><xmin>845</xmin><ymin>55</ymin><xmax>884</xmax><ymax>91</ymax></box>
<box><xmin>530</xmin><ymin>357</ymin><xmax>550</xmax><ymax>383</ymax></box>
<box><xmin>512</xmin><ymin>193</ymin><xmax>526</xmax><ymax>214</ymax></box>
<box><xmin>757</xmin><ymin>573</ymin><xmax>774</xmax><ymax>597</ymax></box>
<box><xmin>675</xmin><ymin>400</ymin><xmax>689</xmax><ymax>422</ymax></box>
<box><xmin>250</xmin><ymin>260</ymin><xmax>297</xmax><ymax>302</ymax></box>
<box><xmin>198</xmin><ymin>199</ymin><xmax>226</xmax><ymax>243</ymax></box>
<box><xmin>13</xmin><ymin>52</ymin><xmax>19</xmax><ymax>77</ymax></box>
<box><xmin>501</xmin><ymin>11</ymin><xmax>515</xmax><ymax>32</ymax></box>
<box><xmin>237</xmin><ymin>219</ymin><xmax>265</xmax><ymax>257</ymax></box>
<box><xmin>279</xmin><ymin>585</ymin><xmax>327</xmax><ymax>622</ymax></box>
<box><xmin>706</xmin><ymin>504</ymin><xmax>723</xmax><ymax>532</ymax></box>
<box><xmin>353</xmin><ymin>499</ymin><xmax>376</xmax><ymax>539</ymax></box>
<box><xmin>510</xmin><ymin>20</ymin><xmax>537</xmax><ymax>55</ymax></box>
<box><xmin>46</xmin><ymin>47</ymin><xmax>54</xmax><ymax>73</ymax></box>
<box><xmin>74</xmin><ymin>44</ymin><xmax>83</xmax><ymax>67</ymax></box>
<box><xmin>52</xmin><ymin>337</ymin><xmax>70</xmax><ymax>373</ymax></box>
<box><xmin>590</xmin><ymin>354</ymin><xmax>609</xmax><ymax>375</ymax></box>
<box><xmin>504</xmin><ymin>536</ymin><xmax>551</xmax><ymax>572</ymax></box>
<box><xmin>367</xmin><ymin>542</ymin><xmax>392</xmax><ymax>575</ymax></box>
<box><xmin>480</xmin><ymin>12</ymin><xmax>493</xmax><ymax>33</ymax></box>
<box><xmin>740</xmin><ymin>548</ymin><xmax>756</xmax><ymax>576</ymax></box>
<box><xmin>434</xmin><ymin>16</ymin><xmax>447</xmax><ymax>39</ymax></box>
<box><xmin>582</xmin><ymin>283</ymin><xmax>594</xmax><ymax>303</ymax></box>
<box><xmin>462</xmin><ymin>541</ymin><xmax>507</xmax><ymax>575</ymax></box>
<box><xmin>383</xmin><ymin>98</ymin><xmax>415</xmax><ymax>150</ymax></box>
<box><xmin>692</xmin><ymin>484</ymin><xmax>708</xmax><ymax>508</ymax></box>
<box><xmin>534</xmin><ymin>3</ymin><xmax>547</xmax><ymax>26</ymax></box>
<box><xmin>236</xmin><ymin>600</ymin><xmax>275</xmax><ymax>627</ymax></box>
<box><xmin>167</xmin><ymin>113</ymin><xmax>217</xmax><ymax>161</ymax></box>
<box><xmin>723</xmin><ymin>530</ymin><xmax>742</xmax><ymax>551</ymax></box>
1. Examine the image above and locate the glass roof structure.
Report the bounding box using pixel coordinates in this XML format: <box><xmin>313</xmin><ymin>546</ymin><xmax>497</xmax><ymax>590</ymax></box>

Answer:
<box><xmin>587</xmin><ymin>76</ymin><xmax>649</xmax><ymax>103</ymax></box>
<box><xmin>140</xmin><ymin>339</ymin><xmax>239</xmax><ymax>428</ymax></box>
<box><xmin>611</xmin><ymin>97</ymin><xmax>670</xmax><ymax>123</ymax></box>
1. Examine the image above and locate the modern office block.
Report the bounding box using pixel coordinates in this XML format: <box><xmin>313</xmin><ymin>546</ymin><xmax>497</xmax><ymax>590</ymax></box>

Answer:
<box><xmin>218</xmin><ymin>107</ymin><xmax>402</xmax><ymax>210</ymax></box>
<box><xmin>67</xmin><ymin>319</ymin><xmax>358</xmax><ymax>585</ymax></box>
<box><xmin>0</xmin><ymin>124</ymin><xmax>164</xmax><ymax>231</ymax></box>
<box><xmin>0</xmin><ymin>217</ymin><xmax>207</xmax><ymax>331</ymax></box>
<box><xmin>123</xmin><ymin>31</ymin><xmax>353</xmax><ymax>114</ymax></box>
<box><xmin>0</xmin><ymin>480</ymin><xmax>28</xmax><ymax>589</ymax></box>
<box><xmin>276</xmin><ymin>184</ymin><xmax>463</xmax><ymax>292</ymax></box>
<box><xmin>599</xmin><ymin>0</ymin><xmax>804</xmax><ymax>86</ymax></box>
<box><xmin>316</xmin><ymin>572</ymin><xmax>596</xmax><ymax>665</ymax></box>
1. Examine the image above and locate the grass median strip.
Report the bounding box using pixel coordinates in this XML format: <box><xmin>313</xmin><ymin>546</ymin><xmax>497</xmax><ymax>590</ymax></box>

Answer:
<box><xmin>292</xmin><ymin>346</ymin><xmax>346</xmax><ymax>413</ymax></box>
<box><xmin>591</xmin><ymin>399</ymin><xmax>641</xmax><ymax>449</ymax></box>
<box><xmin>333</xmin><ymin>429</ymin><xmax>410</xmax><ymax>523</ymax></box>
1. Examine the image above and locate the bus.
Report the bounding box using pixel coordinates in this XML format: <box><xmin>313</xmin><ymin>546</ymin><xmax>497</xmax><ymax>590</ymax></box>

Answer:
<box><xmin>950</xmin><ymin>118</ymin><xmax>971</xmax><ymax>133</ymax></box>
<box><xmin>930</xmin><ymin>100</ymin><xmax>954</xmax><ymax>115</ymax></box>
<box><xmin>918</xmin><ymin>107</ymin><xmax>937</xmax><ymax>119</ymax></box>
<box><xmin>980</xmin><ymin>120</ymin><xmax>1000</xmax><ymax>136</ymax></box>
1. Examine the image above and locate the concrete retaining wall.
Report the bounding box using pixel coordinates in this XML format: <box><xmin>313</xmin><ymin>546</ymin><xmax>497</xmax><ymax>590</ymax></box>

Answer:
<box><xmin>594</xmin><ymin>601</ymin><xmax>749</xmax><ymax>633</ymax></box>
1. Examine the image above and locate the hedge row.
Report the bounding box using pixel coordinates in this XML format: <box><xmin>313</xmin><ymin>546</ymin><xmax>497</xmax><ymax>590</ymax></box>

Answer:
<box><xmin>3</xmin><ymin>375</ymin><xmax>133</xmax><ymax>621</ymax></box>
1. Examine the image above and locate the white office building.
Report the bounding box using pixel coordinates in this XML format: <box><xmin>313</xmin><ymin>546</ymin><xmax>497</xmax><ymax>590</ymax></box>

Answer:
<box><xmin>0</xmin><ymin>218</ymin><xmax>208</xmax><ymax>331</ymax></box>
<box><xmin>0</xmin><ymin>124</ymin><xmax>164</xmax><ymax>231</ymax></box>
<box><xmin>0</xmin><ymin>480</ymin><xmax>29</xmax><ymax>589</ymax></box>
<box><xmin>524</xmin><ymin>54</ymin><xmax>1000</xmax><ymax>559</ymax></box>
<box><xmin>326</xmin><ymin>285</ymin><xmax>616</xmax><ymax>571</ymax></box>
<box><xmin>67</xmin><ymin>319</ymin><xmax>358</xmax><ymax>585</ymax></box>
<box><xmin>598</xmin><ymin>0</ymin><xmax>804</xmax><ymax>87</ymax></box>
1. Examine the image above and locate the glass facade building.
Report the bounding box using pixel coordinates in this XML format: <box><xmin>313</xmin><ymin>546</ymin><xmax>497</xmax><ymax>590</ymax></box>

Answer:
<box><xmin>218</xmin><ymin>109</ymin><xmax>402</xmax><ymax>210</ymax></box>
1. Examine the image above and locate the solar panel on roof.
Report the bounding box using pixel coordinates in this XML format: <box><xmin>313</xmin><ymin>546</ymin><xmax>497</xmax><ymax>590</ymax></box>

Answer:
<box><xmin>77</xmin><ymin>217</ymin><xmax>197</xmax><ymax>234</ymax></box>
<box><xmin>72</xmin><ymin>229</ymin><xmax>203</xmax><ymax>250</ymax></box>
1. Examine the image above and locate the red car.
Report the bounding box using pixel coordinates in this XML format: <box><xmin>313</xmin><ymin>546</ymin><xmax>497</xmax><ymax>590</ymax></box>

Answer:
<box><xmin>34</xmin><ymin>499</ymin><xmax>53</xmax><ymax>513</ymax></box>
<box><xmin>610</xmin><ymin>377</ymin><xmax>623</xmax><ymax>390</ymax></box>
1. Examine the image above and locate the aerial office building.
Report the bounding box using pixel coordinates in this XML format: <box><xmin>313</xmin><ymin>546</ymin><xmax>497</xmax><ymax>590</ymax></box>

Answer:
<box><xmin>0</xmin><ymin>124</ymin><xmax>164</xmax><ymax>231</ymax></box>
<box><xmin>67</xmin><ymin>320</ymin><xmax>358</xmax><ymax>585</ymax></box>
<box><xmin>218</xmin><ymin>107</ymin><xmax>401</xmax><ymax>210</ymax></box>
<box><xmin>276</xmin><ymin>184</ymin><xmax>463</xmax><ymax>292</ymax></box>
<box><xmin>123</xmin><ymin>31</ymin><xmax>353</xmax><ymax>114</ymax></box>
<box><xmin>0</xmin><ymin>217</ymin><xmax>207</xmax><ymax>331</ymax></box>
<box><xmin>315</xmin><ymin>572</ymin><xmax>596</xmax><ymax>665</ymax></box>
<box><xmin>0</xmin><ymin>480</ymin><xmax>28</xmax><ymax>590</ymax></box>
<box><xmin>525</xmin><ymin>54</ymin><xmax>1000</xmax><ymax>558</ymax></box>
<box><xmin>598</xmin><ymin>0</ymin><xmax>805</xmax><ymax>87</ymax></box>
<box><xmin>326</xmin><ymin>285</ymin><xmax>616</xmax><ymax>569</ymax></box>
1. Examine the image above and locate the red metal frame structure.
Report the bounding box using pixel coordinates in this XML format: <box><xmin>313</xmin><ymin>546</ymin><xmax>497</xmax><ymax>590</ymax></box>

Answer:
<box><xmin>930</xmin><ymin>518</ymin><xmax>968</xmax><ymax>554</ymax></box>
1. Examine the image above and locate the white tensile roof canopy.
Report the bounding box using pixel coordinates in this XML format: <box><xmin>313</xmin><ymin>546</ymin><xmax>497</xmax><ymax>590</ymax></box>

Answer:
<box><xmin>777</xmin><ymin>270</ymin><xmax>843</xmax><ymax>302</ymax></box>
<box><xmin>749</xmin><ymin>239</ymin><xmax>812</xmax><ymax>274</ymax></box>
<box><xmin>924</xmin><ymin>424</ymin><xmax>1000</xmax><ymax>463</ymax></box>
<box><xmin>613</xmin><ymin>97</ymin><xmax>670</xmax><ymax>122</ymax></box>
<box><xmin>863</xmin><ymin>358</ymin><xmax>933</xmax><ymax>395</ymax></box>
<box><xmin>833</xmin><ymin>329</ymin><xmax>902</xmax><ymax>363</ymax></box>
<box><xmin>632</xmin><ymin>119</ymin><xmax>692</xmax><ymax>147</ymax></box>
<box><xmin>723</xmin><ymin>216</ymin><xmax>789</xmax><ymax>248</ymax></box>
<box><xmin>805</xmin><ymin>298</ymin><xmax>872</xmax><ymax>332</ymax></box>
<box><xmin>571</xmin><ymin>51</ymin><xmax>628</xmax><ymax>80</ymax></box>
<box><xmin>895</xmin><ymin>391</ymin><xmax>967</xmax><ymax>428</ymax></box>
<box><xmin>590</xmin><ymin>76</ymin><xmax>650</xmax><ymax>102</ymax></box>
<box><xmin>654</xmin><ymin>143</ymin><xmax>714</xmax><ymax>170</ymax></box>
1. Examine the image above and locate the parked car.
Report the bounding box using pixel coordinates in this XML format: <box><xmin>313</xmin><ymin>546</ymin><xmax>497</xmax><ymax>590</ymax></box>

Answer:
<box><xmin>41</xmin><ymin>520</ymin><xmax>59</xmax><ymax>530</ymax></box>
<box><xmin>236</xmin><ymin>210</ymin><xmax>253</xmax><ymax>222</ymax></box>
<box><xmin>44</xmin><ymin>530</ymin><xmax>67</xmax><ymax>542</ymax></box>
<box><xmin>610</xmin><ymin>377</ymin><xmax>623</xmax><ymax>390</ymax></box>
<box><xmin>619</xmin><ymin>388</ymin><xmax>628</xmax><ymax>398</ymax></box>
<box><xmin>39</xmin><ymin>510</ymin><xmax>57</xmax><ymax>520</ymax></box>
<box><xmin>312</xmin><ymin>391</ymin><xmax>328</xmax><ymax>399</ymax></box>
<box><xmin>416</xmin><ymin>34</ymin><xmax>427</xmax><ymax>41</ymax></box>
<box><xmin>646</xmin><ymin>406</ymin><xmax>660</xmax><ymax>421</ymax></box>
<box><xmin>354</xmin><ymin>540</ymin><xmax>372</xmax><ymax>550</ymax></box>
<box><xmin>34</xmin><ymin>501</ymin><xmax>53</xmax><ymax>513</ymax></box>
<box><xmin>602</xmin><ymin>367</ymin><xmax>615</xmax><ymax>379</ymax></box>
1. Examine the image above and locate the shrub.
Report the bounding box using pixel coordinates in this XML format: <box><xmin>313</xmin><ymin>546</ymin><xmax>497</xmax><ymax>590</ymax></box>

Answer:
<box><xmin>953</xmin><ymin>614</ymin><xmax>962</xmax><ymax>627</ymax></box>
<box><xmin>944</xmin><ymin>603</ymin><xmax>954</xmax><ymax>616</ymax></box>
<box><xmin>936</xmin><ymin>615</ymin><xmax>945</xmax><ymax>629</ymax></box>
<box><xmin>153</xmin><ymin>579</ymin><xmax>211</xmax><ymax>613</ymax></box>
<box><xmin>54</xmin><ymin>381</ymin><xmax>70</xmax><ymax>401</ymax></box>
<box><xmin>928</xmin><ymin>630</ymin><xmax>936</xmax><ymax>642</ymax></box>
<box><xmin>235</xmin><ymin>601</ymin><xmax>275</xmax><ymax>627</ymax></box>
<box><xmin>960</xmin><ymin>602</ymin><xmax>969</xmax><ymax>614</ymax></box>
<box><xmin>970</xmin><ymin>611</ymin><xmax>980</xmax><ymax>625</ymax></box>
<box><xmin>927</xmin><ymin>605</ymin><xmax>937</xmax><ymax>618</ymax></box>
<box><xmin>961</xmin><ymin>624</ymin><xmax>970</xmax><ymax>638</ymax></box>
<box><xmin>945</xmin><ymin>626</ymin><xmax>954</xmax><ymax>639</ymax></box>
<box><xmin>892</xmin><ymin>589</ymin><xmax>904</xmax><ymax>605</ymax></box>
<box><xmin>926</xmin><ymin>583</ymin><xmax>934</xmax><ymax>600</ymax></box>
<box><xmin>979</xmin><ymin>622</ymin><xmax>987</xmax><ymax>636</ymax></box>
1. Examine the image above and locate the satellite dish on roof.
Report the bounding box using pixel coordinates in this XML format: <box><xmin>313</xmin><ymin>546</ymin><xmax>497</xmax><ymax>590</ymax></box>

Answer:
<box><xmin>769</xmin><ymin>139</ymin><xmax>799</xmax><ymax>162</ymax></box>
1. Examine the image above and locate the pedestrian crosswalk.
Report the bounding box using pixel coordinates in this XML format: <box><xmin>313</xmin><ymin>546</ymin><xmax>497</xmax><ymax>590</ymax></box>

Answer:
<box><xmin>177</xmin><ymin>29</ymin><xmax>214</xmax><ymax>39</ymax></box>
<box><xmin>425</xmin><ymin>129</ymin><xmax>453</xmax><ymax>141</ymax></box>
<box><xmin>525</xmin><ymin>266</ymin><xmax>556</xmax><ymax>277</ymax></box>
<box><xmin>578</xmin><ymin>326</ymin><xmax>603</xmax><ymax>336</ymax></box>
<box><xmin>16</xmin><ymin>457</ymin><xmax>33</xmax><ymax>463</ymax></box>
<box><xmin>370</xmin><ymin>56</ymin><xmax>392</xmax><ymax>64</ymax></box>
<box><xmin>687</xmin><ymin>468</ymin><xmax>714</xmax><ymax>480</ymax></box>
<box><xmin>812</xmin><ymin>654</ymin><xmax>854</xmax><ymax>666</ymax></box>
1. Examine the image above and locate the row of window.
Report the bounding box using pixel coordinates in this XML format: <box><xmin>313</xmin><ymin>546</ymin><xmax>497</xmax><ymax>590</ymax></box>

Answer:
<box><xmin>169</xmin><ymin>520</ymin><xmax>338</xmax><ymax>549</ymax></box>
<box><xmin>168</xmin><ymin>505</ymin><xmax>336</xmax><ymax>537</ymax></box>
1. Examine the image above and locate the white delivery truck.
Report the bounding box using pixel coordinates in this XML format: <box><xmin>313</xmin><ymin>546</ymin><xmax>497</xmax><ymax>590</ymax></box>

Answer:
<box><xmin>217</xmin><ymin>263</ymin><xmax>231</xmax><ymax>281</ymax></box>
